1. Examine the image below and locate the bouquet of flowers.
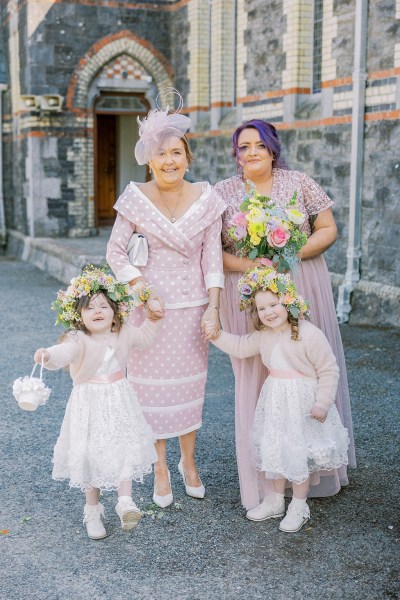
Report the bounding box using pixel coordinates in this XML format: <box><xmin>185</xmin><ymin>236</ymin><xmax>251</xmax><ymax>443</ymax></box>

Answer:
<box><xmin>228</xmin><ymin>185</ymin><xmax>308</xmax><ymax>272</ymax></box>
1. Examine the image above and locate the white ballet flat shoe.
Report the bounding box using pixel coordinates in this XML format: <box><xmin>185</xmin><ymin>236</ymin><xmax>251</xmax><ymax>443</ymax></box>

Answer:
<box><xmin>153</xmin><ymin>471</ymin><xmax>173</xmax><ymax>508</ymax></box>
<box><xmin>83</xmin><ymin>502</ymin><xmax>107</xmax><ymax>540</ymax></box>
<box><xmin>178</xmin><ymin>460</ymin><xmax>205</xmax><ymax>499</ymax></box>
<box><xmin>246</xmin><ymin>497</ymin><xmax>285</xmax><ymax>522</ymax></box>
<box><xmin>279</xmin><ymin>501</ymin><xmax>310</xmax><ymax>533</ymax></box>
<box><xmin>115</xmin><ymin>497</ymin><xmax>142</xmax><ymax>531</ymax></box>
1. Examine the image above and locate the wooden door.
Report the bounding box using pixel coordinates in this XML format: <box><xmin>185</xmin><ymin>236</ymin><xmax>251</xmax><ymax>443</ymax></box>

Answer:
<box><xmin>97</xmin><ymin>115</ymin><xmax>117</xmax><ymax>223</ymax></box>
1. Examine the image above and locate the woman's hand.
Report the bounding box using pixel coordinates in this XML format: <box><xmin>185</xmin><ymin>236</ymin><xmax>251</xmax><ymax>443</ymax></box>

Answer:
<box><xmin>310</xmin><ymin>404</ymin><xmax>328</xmax><ymax>423</ymax></box>
<box><xmin>222</xmin><ymin>251</ymin><xmax>267</xmax><ymax>273</ymax></box>
<box><xmin>201</xmin><ymin>306</ymin><xmax>220</xmax><ymax>341</ymax></box>
<box><xmin>34</xmin><ymin>348</ymin><xmax>50</xmax><ymax>364</ymax></box>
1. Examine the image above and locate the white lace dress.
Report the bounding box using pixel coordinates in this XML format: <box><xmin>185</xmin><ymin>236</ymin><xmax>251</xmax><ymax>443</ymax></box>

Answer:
<box><xmin>52</xmin><ymin>346</ymin><xmax>157</xmax><ymax>491</ymax></box>
<box><xmin>253</xmin><ymin>333</ymin><xmax>350</xmax><ymax>484</ymax></box>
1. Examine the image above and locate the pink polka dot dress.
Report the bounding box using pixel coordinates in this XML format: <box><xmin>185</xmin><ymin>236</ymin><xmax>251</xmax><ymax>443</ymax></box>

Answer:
<box><xmin>107</xmin><ymin>182</ymin><xmax>225</xmax><ymax>439</ymax></box>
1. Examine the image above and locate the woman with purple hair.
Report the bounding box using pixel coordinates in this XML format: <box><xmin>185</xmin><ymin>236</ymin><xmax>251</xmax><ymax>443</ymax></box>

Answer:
<box><xmin>214</xmin><ymin>120</ymin><xmax>355</xmax><ymax>515</ymax></box>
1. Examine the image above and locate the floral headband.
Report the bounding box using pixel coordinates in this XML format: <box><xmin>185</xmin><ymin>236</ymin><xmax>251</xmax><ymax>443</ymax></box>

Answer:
<box><xmin>51</xmin><ymin>265</ymin><xmax>142</xmax><ymax>329</ymax></box>
<box><xmin>237</xmin><ymin>266</ymin><xmax>310</xmax><ymax>319</ymax></box>
<box><xmin>134</xmin><ymin>87</ymin><xmax>191</xmax><ymax>165</ymax></box>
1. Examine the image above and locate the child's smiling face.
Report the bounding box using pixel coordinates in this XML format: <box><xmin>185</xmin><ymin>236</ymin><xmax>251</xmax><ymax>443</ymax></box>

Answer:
<box><xmin>81</xmin><ymin>293</ymin><xmax>114</xmax><ymax>334</ymax></box>
<box><xmin>255</xmin><ymin>290</ymin><xmax>290</xmax><ymax>332</ymax></box>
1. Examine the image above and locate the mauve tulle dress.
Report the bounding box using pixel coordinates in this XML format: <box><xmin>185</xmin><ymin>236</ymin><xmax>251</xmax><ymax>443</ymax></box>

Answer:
<box><xmin>214</xmin><ymin>169</ymin><xmax>356</xmax><ymax>510</ymax></box>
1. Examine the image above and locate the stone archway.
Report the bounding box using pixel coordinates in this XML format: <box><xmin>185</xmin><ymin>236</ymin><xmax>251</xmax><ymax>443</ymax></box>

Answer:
<box><xmin>65</xmin><ymin>31</ymin><xmax>174</xmax><ymax>232</ymax></box>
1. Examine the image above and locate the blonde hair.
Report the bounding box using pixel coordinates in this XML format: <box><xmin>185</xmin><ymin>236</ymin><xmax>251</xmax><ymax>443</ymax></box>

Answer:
<box><xmin>155</xmin><ymin>131</ymin><xmax>195</xmax><ymax>166</ymax></box>
<box><xmin>181</xmin><ymin>135</ymin><xmax>195</xmax><ymax>166</ymax></box>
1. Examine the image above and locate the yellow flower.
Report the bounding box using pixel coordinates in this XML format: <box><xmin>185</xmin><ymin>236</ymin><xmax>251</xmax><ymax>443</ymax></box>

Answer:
<box><xmin>250</xmin><ymin>234</ymin><xmax>261</xmax><ymax>245</ymax></box>
<box><xmin>269</xmin><ymin>282</ymin><xmax>278</xmax><ymax>293</ymax></box>
<box><xmin>248</xmin><ymin>221</ymin><xmax>264</xmax><ymax>236</ymax></box>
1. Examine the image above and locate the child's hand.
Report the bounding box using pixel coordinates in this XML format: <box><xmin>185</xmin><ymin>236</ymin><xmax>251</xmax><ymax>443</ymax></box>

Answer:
<box><xmin>146</xmin><ymin>289</ymin><xmax>165</xmax><ymax>321</ymax></box>
<box><xmin>201</xmin><ymin>306</ymin><xmax>220</xmax><ymax>341</ymax></box>
<box><xmin>310</xmin><ymin>404</ymin><xmax>328</xmax><ymax>423</ymax></box>
<box><xmin>34</xmin><ymin>348</ymin><xmax>50</xmax><ymax>364</ymax></box>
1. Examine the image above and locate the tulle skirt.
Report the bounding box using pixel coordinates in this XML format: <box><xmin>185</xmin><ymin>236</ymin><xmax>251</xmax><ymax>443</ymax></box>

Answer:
<box><xmin>52</xmin><ymin>379</ymin><xmax>157</xmax><ymax>491</ymax></box>
<box><xmin>220</xmin><ymin>254</ymin><xmax>356</xmax><ymax>509</ymax></box>
<box><xmin>253</xmin><ymin>376</ymin><xmax>350</xmax><ymax>484</ymax></box>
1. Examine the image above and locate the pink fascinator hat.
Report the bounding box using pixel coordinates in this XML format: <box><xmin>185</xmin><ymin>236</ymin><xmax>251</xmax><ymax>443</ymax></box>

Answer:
<box><xmin>135</xmin><ymin>87</ymin><xmax>191</xmax><ymax>165</ymax></box>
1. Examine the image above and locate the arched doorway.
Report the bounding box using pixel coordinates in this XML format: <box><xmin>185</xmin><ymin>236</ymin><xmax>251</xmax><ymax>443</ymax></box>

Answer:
<box><xmin>94</xmin><ymin>92</ymin><xmax>150</xmax><ymax>225</ymax></box>
<box><xmin>66</xmin><ymin>32</ymin><xmax>174</xmax><ymax>232</ymax></box>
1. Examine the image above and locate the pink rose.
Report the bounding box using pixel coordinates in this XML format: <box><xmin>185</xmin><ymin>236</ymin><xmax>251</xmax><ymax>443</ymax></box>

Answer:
<box><xmin>267</xmin><ymin>227</ymin><xmax>290</xmax><ymax>248</ymax></box>
<box><xmin>231</xmin><ymin>212</ymin><xmax>248</xmax><ymax>227</ymax></box>
<box><xmin>260</xmin><ymin>257</ymin><xmax>274</xmax><ymax>267</ymax></box>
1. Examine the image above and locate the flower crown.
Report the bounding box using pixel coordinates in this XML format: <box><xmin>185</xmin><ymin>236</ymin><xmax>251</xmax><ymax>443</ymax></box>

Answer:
<box><xmin>237</xmin><ymin>266</ymin><xmax>310</xmax><ymax>318</ymax></box>
<box><xmin>51</xmin><ymin>265</ymin><xmax>138</xmax><ymax>329</ymax></box>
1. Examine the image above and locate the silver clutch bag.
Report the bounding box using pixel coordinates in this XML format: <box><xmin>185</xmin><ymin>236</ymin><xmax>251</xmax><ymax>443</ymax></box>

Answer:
<box><xmin>126</xmin><ymin>232</ymin><xmax>148</xmax><ymax>267</ymax></box>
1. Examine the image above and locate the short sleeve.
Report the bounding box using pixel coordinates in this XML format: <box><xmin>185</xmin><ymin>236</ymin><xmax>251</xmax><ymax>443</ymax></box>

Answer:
<box><xmin>299</xmin><ymin>172</ymin><xmax>334</xmax><ymax>215</ymax></box>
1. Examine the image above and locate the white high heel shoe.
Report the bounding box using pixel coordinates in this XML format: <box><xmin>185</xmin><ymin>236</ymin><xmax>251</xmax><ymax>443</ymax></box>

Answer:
<box><xmin>178</xmin><ymin>460</ymin><xmax>205</xmax><ymax>499</ymax></box>
<box><xmin>153</xmin><ymin>470</ymin><xmax>173</xmax><ymax>508</ymax></box>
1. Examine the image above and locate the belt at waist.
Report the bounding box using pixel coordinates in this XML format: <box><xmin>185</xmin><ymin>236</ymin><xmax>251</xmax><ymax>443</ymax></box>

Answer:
<box><xmin>269</xmin><ymin>368</ymin><xmax>306</xmax><ymax>379</ymax></box>
<box><xmin>87</xmin><ymin>370</ymin><xmax>125</xmax><ymax>384</ymax></box>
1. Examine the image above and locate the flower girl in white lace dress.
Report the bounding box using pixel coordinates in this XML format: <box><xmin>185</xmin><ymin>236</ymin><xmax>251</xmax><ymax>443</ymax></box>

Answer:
<box><xmin>212</xmin><ymin>267</ymin><xmax>349</xmax><ymax>533</ymax></box>
<box><xmin>34</xmin><ymin>266</ymin><xmax>163</xmax><ymax>540</ymax></box>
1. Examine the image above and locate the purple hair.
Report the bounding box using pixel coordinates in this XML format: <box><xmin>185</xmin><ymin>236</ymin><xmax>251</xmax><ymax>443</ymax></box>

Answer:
<box><xmin>232</xmin><ymin>119</ymin><xmax>288</xmax><ymax>170</ymax></box>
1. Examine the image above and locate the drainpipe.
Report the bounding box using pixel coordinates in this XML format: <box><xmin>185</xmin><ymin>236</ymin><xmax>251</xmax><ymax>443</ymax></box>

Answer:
<box><xmin>336</xmin><ymin>0</ymin><xmax>369</xmax><ymax>323</ymax></box>
<box><xmin>0</xmin><ymin>84</ymin><xmax>7</xmax><ymax>247</ymax></box>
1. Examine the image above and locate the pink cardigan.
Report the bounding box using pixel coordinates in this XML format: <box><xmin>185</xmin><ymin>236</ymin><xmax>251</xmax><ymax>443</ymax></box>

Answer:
<box><xmin>212</xmin><ymin>319</ymin><xmax>339</xmax><ymax>410</ymax></box>
<box><xmin>42</xmin><ymin>319</ymin><xmax>162</xmax><ymax>384</ymax></box>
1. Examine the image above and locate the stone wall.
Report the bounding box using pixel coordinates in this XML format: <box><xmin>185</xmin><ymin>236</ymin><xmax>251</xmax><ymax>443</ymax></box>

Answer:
<box><xmin>244</xmin><ymin>0</ymin><xmax>286</xmax><ymax>94</ymax></box>
<box><xmin>2</xmin><ymin>0</ymin><xmax>400</xmax><ymax>323</ymax></box>
<box><xmin>23</xmin><ymin>4</ymin><xmax>172</xmax><ymax>98</ymax></box>
<box><xmin>2</xmin><ymin>1</ymin><xmax>173</xmax><ymax>236</ymax></box>
<box><xmin>362</xmin><ymin>119</ymin><xmax>400</xmax><ymax>287</ymax></box>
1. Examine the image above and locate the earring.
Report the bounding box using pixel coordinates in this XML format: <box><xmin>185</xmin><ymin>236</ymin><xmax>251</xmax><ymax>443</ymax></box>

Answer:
<box><xmin>148</xmin><ymin>165</ymin><xmax>152</xmax><ymax>174</ymax></box>
<box><xmin>186</xmin><ymin>168</ymin><xmax>189</xmax><ymax>173</ymax></box>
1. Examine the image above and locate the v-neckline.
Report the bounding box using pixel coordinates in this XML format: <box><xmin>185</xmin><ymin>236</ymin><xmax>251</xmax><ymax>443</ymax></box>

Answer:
<box><xmin>131</xmin><ymin>181</ymin><xmax>210</xmax><ymax>225</ymax></box>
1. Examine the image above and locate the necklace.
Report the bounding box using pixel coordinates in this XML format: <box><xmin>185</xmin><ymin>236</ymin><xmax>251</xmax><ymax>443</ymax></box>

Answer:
<box><xmin>155</xmin><ymin>181</ymin><xmax>185</xmax><ymax>223</ymax></box>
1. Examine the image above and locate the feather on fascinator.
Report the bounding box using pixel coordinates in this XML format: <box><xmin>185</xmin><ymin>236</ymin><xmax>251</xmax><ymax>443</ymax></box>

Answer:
<box><xmin>134</xmin><ymin>88</ymin><xmax>191</xmax><ymax>165</ymax></box>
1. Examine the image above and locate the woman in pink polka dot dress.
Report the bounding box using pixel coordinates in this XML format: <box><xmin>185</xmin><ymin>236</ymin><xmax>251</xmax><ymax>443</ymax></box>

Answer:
<box><xmin>107</xmin><ymin>104</ymin><xmax>225</xmax><ymax>508</ymax></box>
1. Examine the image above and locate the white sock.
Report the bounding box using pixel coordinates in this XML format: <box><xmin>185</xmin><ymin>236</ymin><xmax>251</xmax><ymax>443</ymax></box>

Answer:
<box><xmin>274</xmin><ymin>492</ymin><xmax>285</xmax><ymax>503</ymax></box>
<box><xmin>117</xmin><ymin>495</ymin><xmax>132</xmax><ymax>504</ymax></box>
<box><xmin>291</xmin><ymin>496</ymin><xmax>307</xmax><ymax>508</ymax></box>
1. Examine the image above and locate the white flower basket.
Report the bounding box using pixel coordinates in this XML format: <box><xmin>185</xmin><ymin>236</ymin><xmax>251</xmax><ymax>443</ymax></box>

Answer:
<box><xmin>12</xmin><ymin>359</ymin><xmax>51</xmax><ymax>412</ymax></box>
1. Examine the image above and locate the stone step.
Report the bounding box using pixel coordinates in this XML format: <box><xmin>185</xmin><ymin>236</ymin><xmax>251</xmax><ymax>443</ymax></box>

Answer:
<box><xmin>7</xmin><ymin>229</ymin><xmax>109</xmax><ymax>284</ymax></box>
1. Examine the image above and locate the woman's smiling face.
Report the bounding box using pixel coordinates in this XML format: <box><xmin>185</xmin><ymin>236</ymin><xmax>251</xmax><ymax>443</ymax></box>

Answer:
<box><xmin>237</xmin><ymin>128</ymin><xmax>274</xmax><ymax>179</ymax></box>
<box><xmin>149</xmin><ymin>136</ymin><xmax>189</xmax><ymax>186</ymax></box>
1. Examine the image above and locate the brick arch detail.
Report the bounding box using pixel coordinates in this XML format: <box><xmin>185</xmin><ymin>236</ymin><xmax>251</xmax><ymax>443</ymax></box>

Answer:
<box><xmin>66</xmin><ymin>30</ymin><xmax>174</xmax><ymax>110</ymax></box>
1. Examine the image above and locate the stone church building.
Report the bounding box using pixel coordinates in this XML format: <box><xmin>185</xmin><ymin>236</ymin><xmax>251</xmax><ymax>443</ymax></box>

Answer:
<box><xmin>0</xmin><ymin>0</ymin><xmax>399</xmax><ymax>324</ymax></box>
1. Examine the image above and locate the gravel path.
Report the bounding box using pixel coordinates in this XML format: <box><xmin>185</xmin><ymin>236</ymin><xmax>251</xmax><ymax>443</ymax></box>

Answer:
<box><xmin>0</xmin><ymin>258</ymin><xmax>398</xmax><ymax>600</ymax></box>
